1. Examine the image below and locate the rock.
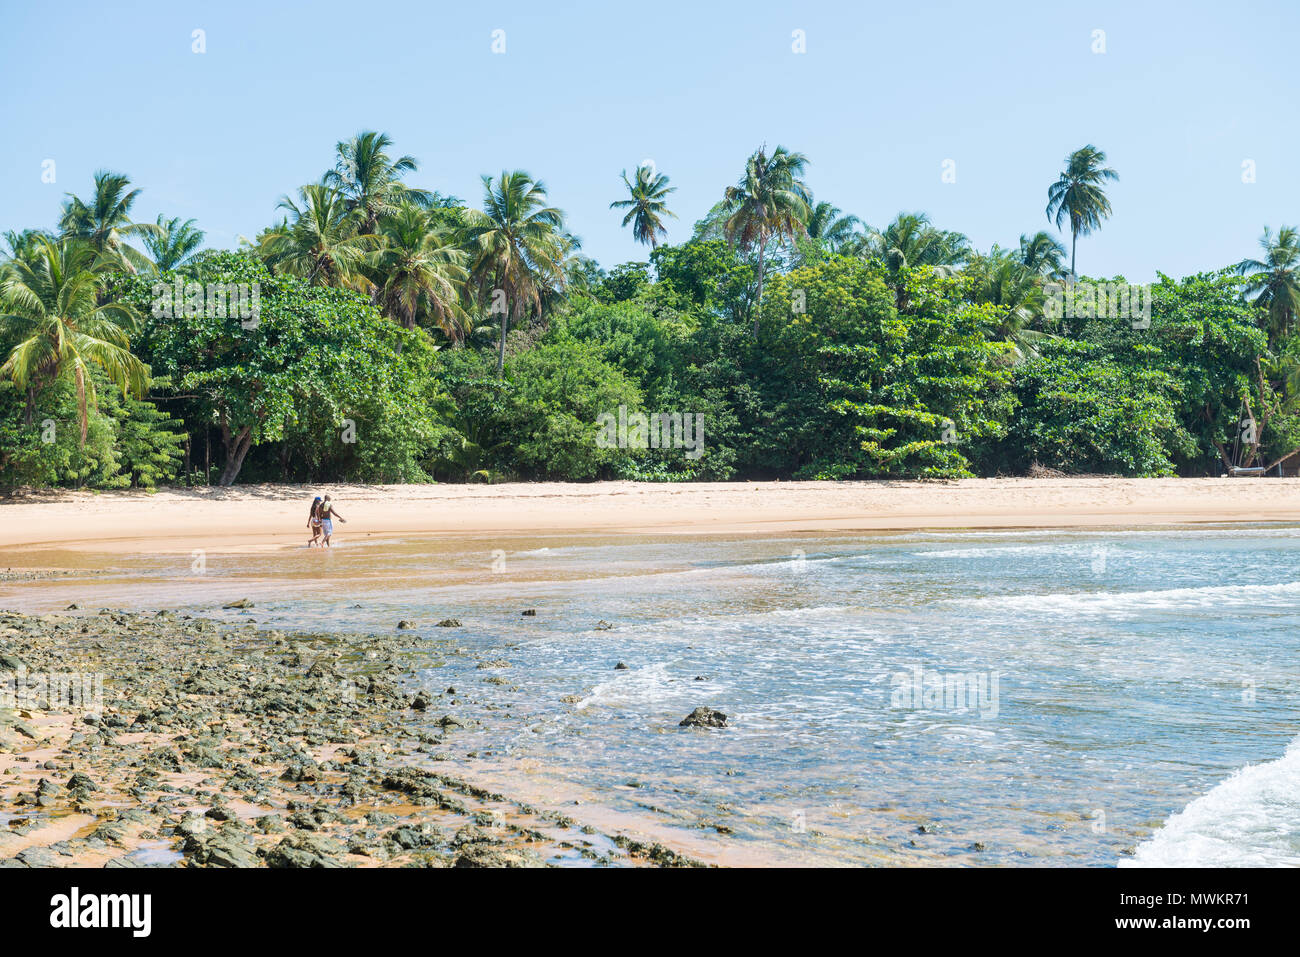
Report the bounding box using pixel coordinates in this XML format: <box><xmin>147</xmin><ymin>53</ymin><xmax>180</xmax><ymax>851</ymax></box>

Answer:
<box><xmin>66</xmin><ymin>772</ymin><xmax>98</xmax><ymax>792</ymax></box>
<box><xmin>16</xmin><ymin>846</ymin><xmax>60</xmax><ymax>868</ymax></box>
<box><xmin>189</xmin><ymin>832</ymin><xmax>259</xmax><ymax>868</ymax></box>
<box><xmin>410</xmin><ymin>692</ymin><xmax>431</xmax><ymax>711</ymax></box>
<box><xmin>65</xmin><ymin>603</ymin><xmax>79</xmax><ymax>610</ymax></box>
<box><xmin>386</xmin><ymin>823</ymin><xmax>444</xmax><ymax>850</ymax></box>
<box><xmin>679</xmin><ymin>707</ymin><xmax>727</xmax><ymax>728</ymax></box>
<box><xmin>262</xmin><ymin>832</ymin><xmax>345</xmax><ymax>869</ymax></box>
<box><xmin>453</xmin><ymin>843</ymin><xmax>544</xmax><ymax>868</ymax></box>
<box><xmin>280</xmin><ymin>761</ymin><xmax>322</xmax><ymax>782</ymax></box>
<box><xmin>614</xmin><ymin>662</ymin><xmax>628</xmax><ymax>670</ymax></box>
<box><xmin>396</xmin><ymin>620</ymin><xmax>415</xmax><ymax>630</ymax></box>
<box><xmin>436</xmin><ymin>619</ymin><xmax>461</xmax><ymax>628</ymax></box>
<box><xmin>594</xmin><ymin>620</ymin><xmax>613</xmax><ymax>630</ymax></box>
<box><xmin>0</xmin><ymin>652</ymin><xmax>29</xmax><ymax>671</ymax></box>
<box><xmin>254</xmin><ymin>815</ymin><xmax>285</xmax><ymax>834</ymax></box>
<box><xmin>222</xmin><ymin>599</ymin><xmax>254</xmax><ymax>609</ymax></box>
<box><xmin>520</xmin><ymin>609</ymin><xmax>536</xmax><ymax>617</ymax></box>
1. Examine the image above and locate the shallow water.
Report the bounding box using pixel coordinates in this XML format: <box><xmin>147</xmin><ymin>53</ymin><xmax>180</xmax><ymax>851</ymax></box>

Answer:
<box><xmin>3</xmin><ymin>525</ymin><xmax>1299</xmax><ymax>866</ymax></box>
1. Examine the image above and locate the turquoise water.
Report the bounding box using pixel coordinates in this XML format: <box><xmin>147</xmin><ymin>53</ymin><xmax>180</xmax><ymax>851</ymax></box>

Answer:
<box><xmin>7</xmin><ymin>525</ymin><xmax>1300</xmax><ymax>866</ymax></box>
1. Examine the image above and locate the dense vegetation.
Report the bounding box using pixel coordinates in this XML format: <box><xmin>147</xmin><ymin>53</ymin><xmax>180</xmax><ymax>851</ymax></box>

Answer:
<box><xmin>3</xmin><ymin>135</ymin><xmax>1299</xmax><ymax>488</ymax></box>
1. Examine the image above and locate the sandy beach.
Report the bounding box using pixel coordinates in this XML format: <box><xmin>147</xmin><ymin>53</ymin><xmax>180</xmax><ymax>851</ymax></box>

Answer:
<box><xmin>2</xmin><ymin>477</ymin><xmax>1299</xmax><ymax>553</ymax></box>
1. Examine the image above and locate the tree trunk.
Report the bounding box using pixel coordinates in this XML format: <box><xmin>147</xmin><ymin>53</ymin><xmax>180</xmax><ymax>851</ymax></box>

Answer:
<box><xmin>218</xmin><ymin>424</ymin><xmax>254</xmax><ymax>486</ymax></box>
<box><xmin>753</xmin><ymin>233</ymin><xmax>766</xmax><ymax>337</ymax></box>
<box><xmin>1070</xmin><ymin>230</ymin><xmax>1078</xmax><ymax>279</ymax></box>
<box><xmin>496</xmin><ymin>308</ymin><xmax>508</xmax><ymax>376</ymax></box>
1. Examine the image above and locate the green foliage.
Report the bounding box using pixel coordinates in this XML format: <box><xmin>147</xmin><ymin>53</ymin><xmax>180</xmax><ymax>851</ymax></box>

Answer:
<box><xmin>118</xmin><ymin>252</ymin><xmax>438</xmax><ymax>484</ymax></box>
<box><xmin>0</xmin><ymin>371</ymin><xmax>183</xmax><ymax>489</ymax></box>
<box><xmin>499</xmin><ymin>340</ymin><xmax>644</xmax><ymax>479</ymax></box>
<box><xmin>8</xmin><ymin>139</ymin><xmax>1300</xmax><ymax>488</ymax></box>
<box><xmin>995</xmin><ymin>340</ymin><xmax>1195</xmax><ymax>476</ymax></box>
<box><xmin>763</xmin><ymin>259</ymin><xmax>1012</xmax><ymax>478</ymax></box>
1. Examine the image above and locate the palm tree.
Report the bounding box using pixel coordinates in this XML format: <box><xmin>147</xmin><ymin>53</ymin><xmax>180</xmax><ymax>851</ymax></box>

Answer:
<box><xmin>806</xmin><ymin>201</ymin><xmax>863</xmax><ymax>252</ymax></box>
<box><xmin>58</xmin><ymin>171</ymin><xmax>159</xmax><ymax>273</ymax></box>
<box><xmin>259</xmin><ymin>181</ymin><xmax>375</xmax><ymax>290</ymax></box>
<box><xmin>861</xmin><ymin>212</ymin><xmax>970</xmax><ymax>308</ymax></box>
<box><xmin>462</xmin><ymin>171</ymin><xmax>567</xmax><ymax>375</ymax></box>
<box><xmin>968</xmin><ymin>249</ymin><xmax>1051</xmax><ymax>360</ymax></box>
<box><xmin>325</xmin><ymin>131</ymin><xmax>432</xmax><ymax>235</ymax></box>
<box><xmin>144</xmin><ymin>215</ymin><xmax>205</xmax><ymax>272</ymax></box>
<box><xmin>1236</xmin><ymin>226</ymin><xmax>1300</xmax><ymax>346</ymax></box>
<box><xmin>1045</xmin><ymin>145</ymin><xmax>1118</xmax><ymax>278</ymax></box>
<box><xmin>1018</xmin><ymin>231</ymin><xmax>1068</xmax><ymax>280</ymax></box>
<box><xmin>722</xmin><ymin>145</ymin><xmax>812</xmax><ymax>334</ymax></box>
<box><xmin>368</xmin><ymin>205</ymin><xmax>468</xmax><ymax>342</ymax></box>
<box><xmin>610</xmin><ymin>164</ymin><xmax>677</xmax><ymax>248</ymax></box>
<box><xmin>0</xmin><ymin>238</ymin><xmax>148</xmax><ymax>443</ymax></box>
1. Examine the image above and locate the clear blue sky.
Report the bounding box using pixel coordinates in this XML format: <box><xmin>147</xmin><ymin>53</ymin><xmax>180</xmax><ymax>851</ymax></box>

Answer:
<box><xmin>3</xmin><ymin>0</ymin><xmax>1297</xmax><ymax>282</ymax></box>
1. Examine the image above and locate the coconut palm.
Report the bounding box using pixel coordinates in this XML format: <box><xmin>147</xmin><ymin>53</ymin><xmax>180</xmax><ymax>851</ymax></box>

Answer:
<box><xmin>861</xmin><ymin>212</ymin><xmax>970</xmax><ymax>308</ymax></box>
<box><xmin>610</xmin><ymin>164</ymin><xmax>677</xmax><ymax>248</ymax></box>
<box><xmin>806</xmin><ymin>201</ymin><xmax>863</xmax><ymax>252</ymax></box>
<box><xmin>1018</xmin><ymin>231</ymin><xmax>1068</xmax><ymax>280</ymax></box>
<box><xmin>368</xmin><ymin>205</ymin><xmax>468</xmax><ymax>343</ymax></box>
<box><xmin>1045</xmin><ymin>145</ymin><xmax>1118</xmax><ymax>278</ymax></box>
<box><xmin>1236</xmin><ymin>226</ymin><xmax>1300</xmax><ymax>346</ymax></box>
<box><xmin>968</xmin><ymin>250</ymin><xmax>1052</xmax><ymax>360</ymax></box>
<box><xmin>722</xmin><ymin>145</ymin><xmax>812</xmax><ymax>334</ymax></box>
<box><xmin>462</xmin><ymin>171</ymin><xmax>567</xmax><ymax>375</ymax></box>
<box><xmin>143</xmin><ymin>215</ymin><xmax>205</xmax><ymax>273</ymax></box>
<box><xmin>325</xmin><ymin>131</ymin><xmax>432</xmax><ymax>235</ymax></box>
<box><xmin>58</xmin><ymin>171</ymin><xmax>159</xmax><ymax>273</ymax></box>
<box><xmin>259</xmin><ymin>182</ymin><xmax>375</xmax><ymax>290</ymax></box>
<box><xmin>0</xmin><ymin>238</ymin><xmax>148</xmax><ymax>443</ymax></box>
<box><xmin>865</xmin><ymin>213</ymin><xmax>970</xmax><ymax>273</ymax></box>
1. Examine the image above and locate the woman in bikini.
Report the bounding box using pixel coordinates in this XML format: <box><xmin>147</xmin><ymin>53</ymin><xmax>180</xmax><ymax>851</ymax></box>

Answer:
<box><xmin>307</xmin><ymin>496</ymin><xmax>323</xmax><ymax>546</ymax></box>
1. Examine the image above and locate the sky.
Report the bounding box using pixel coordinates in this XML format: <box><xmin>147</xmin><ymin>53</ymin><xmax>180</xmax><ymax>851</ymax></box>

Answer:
<box><xmin>2</xmin><ymin>0</ymin><xmax>1298</xmax><ymax>283</ymax></box>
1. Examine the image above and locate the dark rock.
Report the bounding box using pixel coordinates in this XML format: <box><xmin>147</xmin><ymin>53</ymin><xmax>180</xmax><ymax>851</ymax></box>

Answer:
<box><xmin>453</xmin><ymin>843</ymin><xmax>543</xmax><ymax>868</ymax></box>
<box><xmin>386</xmin><ymin>822</ymin><xmax>444</xmax><ymax>850</ymax></box>
<box><xmin>66</xmin><ymin>772</ymin><xmax>98</xmax><ymax>792</ymax></box>
<box><xmin>679</xmin><ymin>707</ymin><xmax>727</xmax><ymax>728</ymax></box>
<box><xmin>262</xmin><ymin>832</ymin><xmax>345</xmax><ymax>868</ymax></box>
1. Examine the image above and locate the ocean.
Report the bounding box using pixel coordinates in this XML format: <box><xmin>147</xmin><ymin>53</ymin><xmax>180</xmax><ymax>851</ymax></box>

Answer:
<box><xmin>4</xmin><ymin>524</ymin><xmax>1298</xmax><ymax>866</ymax></box>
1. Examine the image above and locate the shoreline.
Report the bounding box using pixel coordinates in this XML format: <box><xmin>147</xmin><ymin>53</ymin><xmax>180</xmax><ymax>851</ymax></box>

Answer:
<box><xmin>3</xmin><ymin>477</ymin><xmax>1300</xmax><ymax>554</ymax></box>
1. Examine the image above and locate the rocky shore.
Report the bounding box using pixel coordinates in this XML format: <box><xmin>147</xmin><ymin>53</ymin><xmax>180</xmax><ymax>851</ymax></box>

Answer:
<box><xmin>0</xmin><ymin>608</ymin><xmax>699</xmax><ymax>868</ymax></box>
